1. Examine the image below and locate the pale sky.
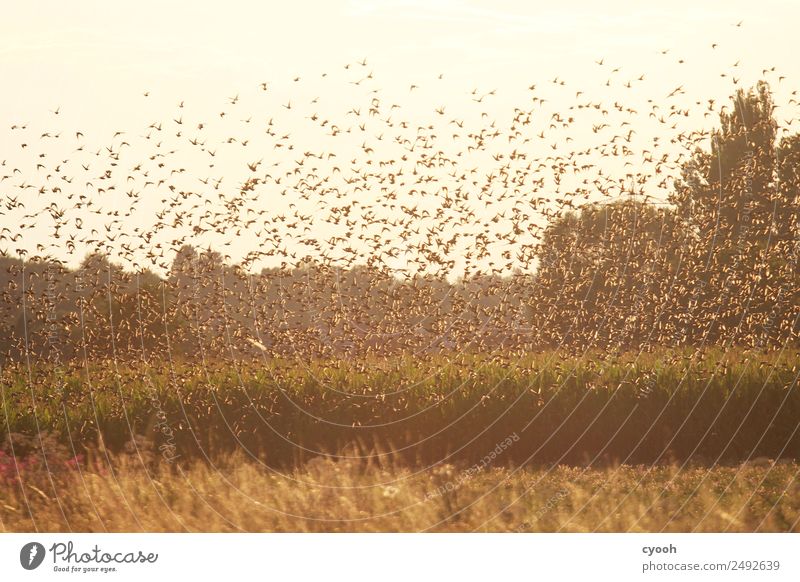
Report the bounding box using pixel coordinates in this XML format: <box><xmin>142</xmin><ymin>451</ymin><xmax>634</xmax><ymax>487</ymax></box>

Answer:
<box><xmin>2</xmin><ymin>0</ymin><xmax>796</xmax><ymax>113</ymax></box>
<box><xmin>1</xmin><ymin>0</ymin><xmax>798</xmax><ymax>276</ymax></box>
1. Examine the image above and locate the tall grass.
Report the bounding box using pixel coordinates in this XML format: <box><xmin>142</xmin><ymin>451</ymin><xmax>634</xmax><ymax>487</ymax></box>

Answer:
<box><xmin>2</xmin><ymin>452</ymin><xmax>798</xmax><ymax>532</ymax></box>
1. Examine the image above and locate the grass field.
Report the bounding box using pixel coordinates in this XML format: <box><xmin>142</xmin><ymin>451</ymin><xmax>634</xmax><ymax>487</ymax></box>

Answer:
<box><xmin>2</xmin><ymin>349</ymin><xmax>799</xmax><ymax>466</ymax></box>
<box><xmin>2</xmin><ymin>348</ymin><xmax>799</xmax><ymax>531</ymax></box>
<box><xmin>2</xmin><ymin>453</ymin><xmax>798</xmax><ymax>532</ymax></box>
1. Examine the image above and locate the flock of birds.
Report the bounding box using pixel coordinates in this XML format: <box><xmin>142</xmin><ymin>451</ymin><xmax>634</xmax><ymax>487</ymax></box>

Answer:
<box><xmin>2</xmin><ymin>30</ymin><xmax>800</xmax><ymax>359</ymax></box>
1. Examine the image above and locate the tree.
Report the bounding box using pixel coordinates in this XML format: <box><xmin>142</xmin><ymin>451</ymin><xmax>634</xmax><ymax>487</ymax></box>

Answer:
<box><xmin>532</xmin><ymin>198</ymin><xmax>682</xmax><ymax>350</ymax></box>
<box><xmin>671</xmin><ymin>82</ymin><xmax>800</xmax><ymax>346</ymax></box>
<box><xmin>673</xmin><ymin>82</ymin><xmax>780</xmax><ymax>249</ymax></box>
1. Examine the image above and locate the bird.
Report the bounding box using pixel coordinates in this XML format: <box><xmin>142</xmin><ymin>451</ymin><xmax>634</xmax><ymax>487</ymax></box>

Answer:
<box><xmin>1</xmin><ymin>45</ymin><xmax>797</xmax><ymax>369</ymax></box>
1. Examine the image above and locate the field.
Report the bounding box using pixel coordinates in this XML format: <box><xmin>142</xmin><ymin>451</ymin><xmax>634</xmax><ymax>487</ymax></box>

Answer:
<box><xmin>2</xmin><ymin>453</ymin><xmax>798</xmax><ymax>532</ymax></box>
<box><xmin>3</xmin><ymin>349</ymin><xmax>800</xmax><ymax>464</ymax></box>
<box><xmin>2</xmin><ymin>348</ymin><xmax>799</xmax><ymax>531</ymax></box>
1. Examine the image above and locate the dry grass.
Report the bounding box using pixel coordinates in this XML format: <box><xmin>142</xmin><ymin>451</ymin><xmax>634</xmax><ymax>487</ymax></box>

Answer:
<box><xmin>3</xmin><ymin>349</ymin><xmax>798</xmax><ymax>532</ymax></box>
<box><xmin>2</xmin><ymin>454</ymin><xmax>799</xmax><ymax>532</ymax></box>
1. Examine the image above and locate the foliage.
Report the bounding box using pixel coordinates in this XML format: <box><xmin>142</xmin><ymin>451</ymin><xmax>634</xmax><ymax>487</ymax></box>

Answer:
<box><xmin>2</xmin><ymin>349</ymin><xmax>799</xmax><ymax>468</ymax></box>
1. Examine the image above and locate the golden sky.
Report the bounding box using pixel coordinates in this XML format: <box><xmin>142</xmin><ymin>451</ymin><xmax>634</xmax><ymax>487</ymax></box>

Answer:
<box><xmin>1</xmin><ymin>1</ymin><xmax>798</xmax><ymax>276</ymax></box>
<box><xmin>2</xmin><ymin>1</ymin><xmax>797</xmax><ymax>113</ymax></box>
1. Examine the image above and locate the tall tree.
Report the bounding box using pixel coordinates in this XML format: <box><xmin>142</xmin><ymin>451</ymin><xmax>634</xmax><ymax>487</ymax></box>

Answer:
<box><xmin>671</xmin><ymin>82</ymin><xmax>800</xmax><ymax>345</ymax></box>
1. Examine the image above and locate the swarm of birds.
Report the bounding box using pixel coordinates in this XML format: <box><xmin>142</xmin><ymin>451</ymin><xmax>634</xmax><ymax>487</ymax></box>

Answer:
<box><xmin>1</xmin><ymin>32</ymin><xmax>799</xmax><ymax>363</ymax></box>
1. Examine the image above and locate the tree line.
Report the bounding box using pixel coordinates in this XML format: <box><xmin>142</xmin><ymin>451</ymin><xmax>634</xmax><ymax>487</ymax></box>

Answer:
<box><xmin>1</xmin><ymin>82</ymin><xmax>798</xmax><ymax>362</ymax></box>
